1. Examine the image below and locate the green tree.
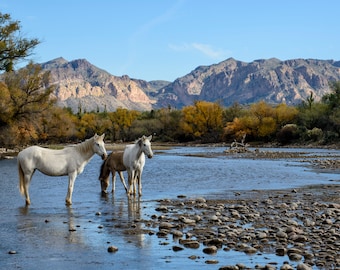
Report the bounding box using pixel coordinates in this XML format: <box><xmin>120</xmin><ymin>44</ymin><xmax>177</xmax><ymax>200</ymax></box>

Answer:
<box><xmin>321</xmin><ymin>81</ymin><xmax>340</xmax><ymax>139</ymax></box>
<box><xmin>0</xmin><ymin>12</ymin><xmax>40</xmax><ymax>72</ymax></box>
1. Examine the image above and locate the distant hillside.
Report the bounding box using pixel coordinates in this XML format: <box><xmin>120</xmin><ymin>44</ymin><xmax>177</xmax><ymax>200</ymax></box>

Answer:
<box><xmin>40</xmin><ymin>57</ymin><xmax>340</xmax><ymax>111</ymax></box>
<box><xmin>41</xmin><ymin>57</ymin><xmax>169</xmax><ymax>112</ymax></box>
<box><xmin>154</xmin><ymin>58</ymin><xmax>340</xmax><ymax>108</ymax></box>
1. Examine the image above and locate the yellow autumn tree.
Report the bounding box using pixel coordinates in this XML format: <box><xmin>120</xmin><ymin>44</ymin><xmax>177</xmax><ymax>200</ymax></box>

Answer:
<box><xmin>224</xmin><ymin>115</ymin><xmax>259</xmax><ymax>140</ymax></box>
<box><xmin>180</xmin><ymin>101</ymin><xmax>224</xmax><ymax>141</ymax></box>
<box><xmin>274</xmin><ymin>103</ymin><xmax>298</xmax><ymax>126</ymax></box>
<box><xmin>225</xmin><ymin>101</ymin><xmax>279</xmax><ymax>140</ymax></box>
<box><xmin>40</xmin><ymin>107</ymin><xmax>78</xmax><ymax>142</ymax></box>
<box><xmin>108</xmin><ymin>108</ymin><xmax>141</xmax><ymax>141</ymax></box>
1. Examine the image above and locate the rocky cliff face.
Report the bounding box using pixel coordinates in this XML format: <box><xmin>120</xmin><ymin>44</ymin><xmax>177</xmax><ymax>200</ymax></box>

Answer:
<box><xmin>41</xmin><ymin>57</ymin><xmax>340</xmax><ymax>112</ymax></box>
<box><xmin>41</xmin><ymin>57</ymin><xmax>161</xmax><ymax>112</ymax></box>
<box><xmin>155</xmin><ymin>58</ymin><xmax>340</xmax><ymax>108</ymax></box>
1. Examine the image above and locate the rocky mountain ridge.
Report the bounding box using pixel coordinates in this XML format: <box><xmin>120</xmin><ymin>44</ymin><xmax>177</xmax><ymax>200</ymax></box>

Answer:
<box><xmin>42</xmin><ymin>57</ymin><xmax>168</xmax><ymax>112</ymax></box>
<box><xmin>155</xmin><ymin>58</ymin><xmax>340</xmax><ymax>108</ymax></box>
<box><xmin>41</xmin><ymin>57</ymin><xmax>340</xmax><ymax>112</ymax></box>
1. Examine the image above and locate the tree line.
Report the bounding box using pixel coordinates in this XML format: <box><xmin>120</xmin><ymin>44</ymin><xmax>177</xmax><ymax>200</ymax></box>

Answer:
<box><xmin>1</xmin><ymin>11</ymin><xmax>340</xmax><ymax>147</ymax></box>
<box><xmin>1</xmin><ymin>67</ymin><xmax>340</xmax><ymax>147</ymax></box>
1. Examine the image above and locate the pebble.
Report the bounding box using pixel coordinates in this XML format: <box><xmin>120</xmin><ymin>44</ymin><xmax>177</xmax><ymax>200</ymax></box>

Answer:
<box><xmin>205</xmin><ymin>259</ymin><xmax>219</xmax><ymax>264</ymax></box>
<box><xmin>296</xmin><ymin>263</ymin><xmax>312</xmax><ymax>270</ymax></box>
<box><xmin>172</xmin><ymin>245</ymin><xmax>184</xmax><ymax>251</ymax></box>
<box><xmin>107</xmin><ymin>246</ymin><xmax>118</xmax><ymax>253</ymax></box>
<box><xmin>202</xmin><ymin>245</ymin><xmax>217</xmax><ymax>254</ymax></box>
<box><xmin>159</xmin><ymin>222</ymin><xmax>174</xmax><ymax>229</ymax></box>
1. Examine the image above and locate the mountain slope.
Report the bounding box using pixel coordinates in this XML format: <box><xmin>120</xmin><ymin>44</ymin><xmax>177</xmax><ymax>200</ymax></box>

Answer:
<box><xmin>155</xmin><ymin>58</ymin><xmax>340</xmax><ymax>108</ymax></box>
<box><xmin>42</xmin><ymin>57</ymin><xmax>161</xmax><ymax>112</ymax></box>
<box><xmin>41</xmin><ymin>57</ymin><xmax>340</xmax><ymax>111</ymax></box>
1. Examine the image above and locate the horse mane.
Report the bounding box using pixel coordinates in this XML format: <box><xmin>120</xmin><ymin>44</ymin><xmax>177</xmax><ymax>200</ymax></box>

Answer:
<box><xmin>74</xmin><ymin>136</ymin><xmax>95</xmax><ymax>154</ymax></box>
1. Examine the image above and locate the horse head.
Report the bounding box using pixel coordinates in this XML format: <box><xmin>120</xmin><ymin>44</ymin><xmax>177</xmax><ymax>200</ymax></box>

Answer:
<box><xmin>93</xmin><ymin>133</ymin><xmax>108</xmax><ymax>160</ymax></box>
<box><xmin>139</xmin><ymin>135</ymin><xmax>153</xmax><ymax>159</ymax></box>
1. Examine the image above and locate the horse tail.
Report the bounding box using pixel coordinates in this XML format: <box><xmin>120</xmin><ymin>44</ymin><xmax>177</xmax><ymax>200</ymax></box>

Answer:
<box><xmin>18</xmin><ymin>159</ymin><xmax>25</xmax><ymax>196</ymax></box>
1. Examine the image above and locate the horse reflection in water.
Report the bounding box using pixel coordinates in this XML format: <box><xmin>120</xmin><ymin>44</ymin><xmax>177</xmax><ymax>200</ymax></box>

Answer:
<box><xmin>16</xmin><ymin>206</ymin><xmax>85</xmax><ymax>247</ymax></box>
<box><xmin>17</xmin><ymin>134</ymin><xmax>107</xmax><ymax>206</ymax></box>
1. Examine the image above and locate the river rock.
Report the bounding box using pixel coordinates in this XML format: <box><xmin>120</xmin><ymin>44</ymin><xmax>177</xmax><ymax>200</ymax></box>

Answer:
<box><xmin>205</xmin><ymin>238</ymin><xmax>223</xmax><ymax>248</ymax></box>
<box><xmin>276</xmin><ymin>230</ymin><xmax>288</xmax><ymax>239</ymax></box>
<box><xmin>275</xmin><ymin>247</ymin><xmax>287</xmax><ymax>256</ymax></box>
<box><xmin>179</xmin><ymin>239</ymin><xmax>200</xmax><ymax>249</ymax></box>
<box><xmin>205</xmin><ymin>259</ymin><xmax>219</xmax><ymax>264</ymax></box>
<box><xmin>296</xmin><ymin>263</ymin><xmax>312</xmax><ymax>270</ymax></box>
<box><xmin>203</xmin><ymin>245</ymin><xmax>217</xmax><ymax>254</ymax></box>
<box><xmin>172</xmin><ymin>245</ymin><xmax>184</xmax><ymax>251</ymax></box>
<box><xmin>171</xmin><ymin>229</ymin><xmax>183</xmax><ymax>238</ymax></box>
<box><xmin>179</xmin><ymin>216</ymin><xmax>196</xmax><ymax>224</ymax></box>
<box><xmin>159</xmin><ymin>222</ymin><xmax>174</xmax><ymax>229</ymax></box>
<box><xmin>280</xmin><ymin>262</ymin><xmax>294</xmax><ymax>270</ymax></box>
<box><xmin>244</xmin><ymin>246</ymin><xmax>257</xmax><ymax>254</ymax></box>
<box><xmin>155</xmin><ymin>206</ymin><xmax>168</xmax><ymax>212</ymax></box>
<box><xmin>288</xmin><ymin>252</ymin><xmax>302</xmax><ymax>261</ymax></box>
<box><xmin>107</xmin><ymin>245</ymin><xmax>118</xmax><ymax>253</ymax></box>
<box><xmin>219</xmin><ymin>265</ymin><xmax>240</xmax><ymax>270</ymax></box>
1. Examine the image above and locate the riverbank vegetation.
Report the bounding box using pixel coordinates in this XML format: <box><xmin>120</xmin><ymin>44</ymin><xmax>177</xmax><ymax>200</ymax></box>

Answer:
<box><xmin>1</xmin><ymin>11</ymin><xmax>340</xmax><ymax>148</ymax></box>
<box><xmin>1</xmin><ymin>79</ymin><xmax>340</xmax><ymax>148</ymax></box>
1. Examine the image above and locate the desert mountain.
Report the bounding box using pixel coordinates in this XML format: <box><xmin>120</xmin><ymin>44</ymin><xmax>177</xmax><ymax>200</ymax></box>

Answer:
<box><xmin>41</xmin><ymin>57</ymin><xmax>168</xmax><ymax>112</ymax></box>
<box><xmin>155</xmin><ymin>58</ymin><xmax>340</xmax><ymax>108</ymax></box>
<box><xmin>41</xmin><ymin>57</ymin><xmax>340</xmax><ymax>112</ymax></box>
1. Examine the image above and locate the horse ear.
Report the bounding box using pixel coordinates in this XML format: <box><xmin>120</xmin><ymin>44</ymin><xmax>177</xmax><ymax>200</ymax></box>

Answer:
<box><xmin>94</xmin><ymin>133</ymin><xmax>98</xmax><ymax>139</ymax></box>
<box><xmin>147</xmin><ymin>135</ymin><xmax>152</xmax><ymax>141</ymax></box>
<box><xmin>101</xmin><ymin>133</ymin><xmax>105</xmax><ymax>139</ymax></box>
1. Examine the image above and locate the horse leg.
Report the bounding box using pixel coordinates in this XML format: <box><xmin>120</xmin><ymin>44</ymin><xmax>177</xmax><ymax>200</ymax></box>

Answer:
<box><xmin>66</xmin><ymin>172</ymin><xmax>77</xmax><ymax>205</ymax></box>
<box><xmin>133</xmin><ymin>173</ymin><xmax>137</xmax><ymax>195</ymax></box>
<box><xmin>118</xmin><ymin>171</ymin><xmax>128</xmax><ymax>193</ymax></box>
<box><xmin>18</xmin><ymin>161</ymin><xmax>34</xmax><ymax>206</ymax></box>
<box><xmin>23</xmin><ymin>173</ymin><xmax>33</xmax><ymax>206</ymax></box>
<box><xmin>127</xmin><ymin>170</ymin><xmax>135</xmax><ymax>196</ymax></box>
<box><xmin>138</xmin><ymin>174</ymin><xmax>142</xmax><ymax>197</ymax></box>
<box><xmin>111</xmin><ymin>171</ymin><xmax>116</xmax><ymax>193</ymax></box>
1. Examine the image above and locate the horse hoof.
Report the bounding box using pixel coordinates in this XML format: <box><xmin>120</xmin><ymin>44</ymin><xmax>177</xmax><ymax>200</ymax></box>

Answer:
<box><xmin>25</xmin><ymin>200</ymin><xmax>31</xmax><ymax>206</ymax></box>
<box><xmin>65</xmin><ymin>200</ymin><xmax>72</xmax><ymax>206</ymax></box>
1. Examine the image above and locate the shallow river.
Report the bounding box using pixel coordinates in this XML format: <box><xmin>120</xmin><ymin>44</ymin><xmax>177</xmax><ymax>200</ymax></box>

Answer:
<box><xmin>0</xmin><ymin>146</ymin><xmax>339</xmax><ymax>269</ymax></box>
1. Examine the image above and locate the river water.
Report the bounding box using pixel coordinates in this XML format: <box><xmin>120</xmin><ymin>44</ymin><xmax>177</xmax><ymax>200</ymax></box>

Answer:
<box><xmin>0</xmin><ymin>146</ymin><xmax>339</xmax><ymax>269</ymax></box>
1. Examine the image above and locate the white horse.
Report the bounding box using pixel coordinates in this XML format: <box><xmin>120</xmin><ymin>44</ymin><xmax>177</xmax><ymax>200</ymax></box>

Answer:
<box><xmin>17</xmin><ymin>134</ymin><xmax>107</xmax><ymax>206</ymax></box>
<box><xmin>123</xmin><ymin>135</ymin><xmax>153</xmax><ymax>196</ymax></box>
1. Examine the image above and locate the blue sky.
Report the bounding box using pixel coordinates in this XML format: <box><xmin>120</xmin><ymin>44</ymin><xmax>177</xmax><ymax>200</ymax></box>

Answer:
<box><xmin>1</xmin><ymin>0</ymin><xmax>340</xmax><ymax>81</ymax></box>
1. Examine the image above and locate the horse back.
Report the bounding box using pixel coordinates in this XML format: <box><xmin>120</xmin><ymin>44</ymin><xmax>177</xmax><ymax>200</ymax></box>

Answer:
<box><xmin>17</xmin><ymin>145</ymin><xmax>73</xmax><ymax>176</ymax></box>
<box><xmin>109</xmin><ymin>151</ymin><xmax>126</xmax><ymax>171</ymax></box>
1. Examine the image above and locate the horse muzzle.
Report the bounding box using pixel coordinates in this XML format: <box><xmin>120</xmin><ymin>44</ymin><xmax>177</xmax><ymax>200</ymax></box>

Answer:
<box><xmin>102</xmin><ymin>154</ymin><xmax>108</xmax><ymax>160</ymax></box>
<box><xmin>147</xmin><ymin>154</ymin><xmax>153</xmax><ymax>159</ymax></box>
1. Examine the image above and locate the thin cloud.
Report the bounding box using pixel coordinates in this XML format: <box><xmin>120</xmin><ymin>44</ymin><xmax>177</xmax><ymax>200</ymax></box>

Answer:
<box><xmin>169</xmin><ymin>42</ymin><xmax>229</xmax><ymax>59</ymax></box>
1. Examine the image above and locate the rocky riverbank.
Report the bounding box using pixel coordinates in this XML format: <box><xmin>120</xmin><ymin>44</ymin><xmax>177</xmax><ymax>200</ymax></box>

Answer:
<box><xmin>123</xmin><ymin>185</ymin><xmax>340</xmax><ymax>270</ymax></box>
